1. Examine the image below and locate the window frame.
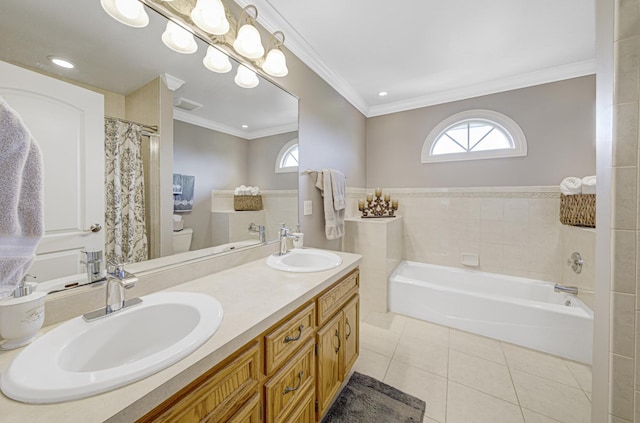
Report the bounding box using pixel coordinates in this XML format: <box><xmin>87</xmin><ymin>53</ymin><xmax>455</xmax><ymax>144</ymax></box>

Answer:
<box><xmin>421</xmin><ymin>110</ymin><xmax>527</xmax><ymax>164</ymax></box>
<box><xmin>275</xmin><ymin>138</ymin><xmax>299</xmax><ymax>174</ymax></box>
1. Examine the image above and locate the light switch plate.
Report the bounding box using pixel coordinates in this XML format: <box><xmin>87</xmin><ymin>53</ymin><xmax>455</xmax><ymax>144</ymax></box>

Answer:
<box><xmin>303</xmin><ymin>200</ymin><xmax>312</xmax><ymax>215</ymax></box>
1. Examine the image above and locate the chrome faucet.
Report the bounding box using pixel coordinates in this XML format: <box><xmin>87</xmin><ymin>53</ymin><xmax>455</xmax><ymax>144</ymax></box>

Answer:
<box><xmin>554</xmin><ymin>284</ymin><xmax>578</xmax><ymax>295</ymax></box>
<box><xmin>82</xmin><ymin>250</ymin><xmax>105</xmax><ymax>283</ymax></box>
<box><xmin>248</xmin><ymin>223</ymin><xmax>266</xmax><ymax>243</ymax></box>
<box><xmin>279</xmin><ymin>224</ymin><xmax>297</xmax><ymax>256</ymax></box>
<box><xmin>105</xmin><ymin>260</ymin><xmax>138</xmax><ymax>313</ymax></box>
<box><xmin>83</xmin><ymin>260</ymin><xmax>140</xmax><ymax>321</ymax></box>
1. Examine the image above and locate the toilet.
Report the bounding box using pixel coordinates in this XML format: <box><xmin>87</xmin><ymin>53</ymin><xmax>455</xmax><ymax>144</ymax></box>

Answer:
<box><xmin>172</xmin><ymin>228</ymin><xmax>193</xmax><ymax>253</ymax></box>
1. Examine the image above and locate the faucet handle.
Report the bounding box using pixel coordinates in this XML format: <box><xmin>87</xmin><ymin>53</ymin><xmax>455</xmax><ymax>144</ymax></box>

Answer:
<box><xmin>107</xmin><ymin>258</ymin><xmax>129</xmax><ymax>275</ymax></box>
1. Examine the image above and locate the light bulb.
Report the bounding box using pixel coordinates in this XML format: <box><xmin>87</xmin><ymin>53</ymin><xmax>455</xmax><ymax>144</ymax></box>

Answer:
<box><xmin>100</xmin><ymin>0</ymin><xmax>149</xmax><ymax>28</ymax></box>
<box><xmin>234</xmin><ymin>65</ymin><xmax>259</xmax><ymax>88</ymax></box>
<box><xmin>203</xmin><ymin>46</ymin><xmax>231</xmax><ymax>73</ymax></box>
<box><xmin>162</xmin><ymin>21</ymin><xmax>198</xmax><ymax>54</ymax></box>
<box><xmin>233</xmin><ymin>24</ymin><xmax>264</xmax><ymax>59</ymax></box>
<box><xmin>191</xmin><ymin>0</ymin><xmax>229</xmax><ymax>35</ymax></box>
<box><xmin>262</xmin><ymin>48</ymin><xmax>288</xmax><ymax>77</ymax></box>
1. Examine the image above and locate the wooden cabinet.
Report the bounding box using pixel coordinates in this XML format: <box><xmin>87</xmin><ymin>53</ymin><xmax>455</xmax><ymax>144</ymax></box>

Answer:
<box><xmin>315</xmin><ymin>270</ymin><xmax>360</xmax><ymax>420</ymax></box>
<box><xmin>264</xmin><ymin>339</ymin><xmax>315</xmax><ymax>423</ymax></box>
<box><xmin>316</xmin><ymin>313</ymin><xmax>342</xmax><ymax>416</ymax></box>
<box><xmin>139</xmin><ymin>342</ymin><xmax>261</xmax><ymax>423</ymax></box>
<box><xmin>140</xmin><ymin>267</ymin><xmax>359</xmax><ymax>423</ymax></box>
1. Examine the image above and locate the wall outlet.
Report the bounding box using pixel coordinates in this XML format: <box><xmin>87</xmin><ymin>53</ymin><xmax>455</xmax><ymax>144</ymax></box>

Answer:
<box><xmin>303</xmin><ymin>200</ymin><xmax>313</xmax><ymax>215</ymax></box>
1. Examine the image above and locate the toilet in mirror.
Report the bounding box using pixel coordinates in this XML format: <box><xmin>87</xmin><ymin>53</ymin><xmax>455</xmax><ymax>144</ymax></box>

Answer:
<box><xmin>0</xmin><ymin>0</ymin><xmax>299</xmax><ymax>292</ymax></box>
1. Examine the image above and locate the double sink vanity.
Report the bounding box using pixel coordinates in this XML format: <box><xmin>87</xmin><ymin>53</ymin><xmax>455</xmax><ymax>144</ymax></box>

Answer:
<box><xmin>0</xmin><ymin>248</ymin><xmax>361</xmax><ymax>422</ymax></box>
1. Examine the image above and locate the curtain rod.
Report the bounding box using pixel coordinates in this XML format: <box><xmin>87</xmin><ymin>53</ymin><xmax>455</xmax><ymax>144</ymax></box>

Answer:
<box><xmin>105</xmin><ymin>116</ymin><xmax>159</xmax><ymax>135</ymax></box>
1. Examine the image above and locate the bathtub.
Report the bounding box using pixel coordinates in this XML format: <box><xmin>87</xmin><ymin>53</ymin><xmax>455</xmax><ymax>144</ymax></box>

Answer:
<box><xmin>388</xmin><ymin>261</ymin><xmax>593</xmax><ymax>364</ymax></box>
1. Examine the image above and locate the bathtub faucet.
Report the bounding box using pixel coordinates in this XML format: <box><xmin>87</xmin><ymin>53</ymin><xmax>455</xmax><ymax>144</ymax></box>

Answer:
<box><xmin>554</xmin><ymin>284</ymin><xmax>578</xmax><ymax>295</ymax></box>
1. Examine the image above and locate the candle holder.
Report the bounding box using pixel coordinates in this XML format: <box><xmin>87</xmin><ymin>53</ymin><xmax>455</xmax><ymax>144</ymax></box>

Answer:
<box><xmin>358</xmin><ymin>188</ymin><xmax>398</xmax><ymax>218</ymax></box>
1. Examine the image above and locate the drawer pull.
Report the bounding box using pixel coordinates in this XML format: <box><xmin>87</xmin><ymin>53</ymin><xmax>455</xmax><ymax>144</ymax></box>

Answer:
<box><xmin>345</xmin><ymin>318</ymin><xmax>352</xmax><ymax>340</ymax></box>
<box><xmin>284</xmin><ymin>325</ymin><xmax>304</xmax><ymax>343</ymax></box>
<box><xmin>284</xmin><ymin>370</ymin><xmax>304</xmax><ymax>394</ymax></box>
<box><xmin>334</xmin><ymin>329</ymin><xmax>341</xmax><ymax>354</ymax></box>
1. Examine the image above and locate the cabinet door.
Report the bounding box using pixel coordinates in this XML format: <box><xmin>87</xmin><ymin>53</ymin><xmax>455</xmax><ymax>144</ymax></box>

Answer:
<box><xmin>342</xmin><ymin>295</ymin><xmax>359</xmax><ymax>379</ymax></box>
<box><xmin>316</xmin><ymin>312</ymin><xmax>343</xmax><ymax>418</ymax></box>
<box><xmin>225</xmin><ymin>393</ymin><xmax>261</xmax><ymax>423</ymax></box>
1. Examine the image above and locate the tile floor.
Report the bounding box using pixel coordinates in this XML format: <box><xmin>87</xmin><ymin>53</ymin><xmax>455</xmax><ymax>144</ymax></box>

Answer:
<box><xmin>353</xmin><ymin>312</ymin><xmax>592</xmax><ymax>423</ymax></box>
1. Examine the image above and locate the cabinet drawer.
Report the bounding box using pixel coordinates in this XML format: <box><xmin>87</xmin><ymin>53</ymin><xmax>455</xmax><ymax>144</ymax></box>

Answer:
<box><xmin>282</xmin><ymin>386</ymin><xmax>315</xmax><ymax>423</ymax></box>
<box><xmin>265</xmin><ymin>302</ymin><xmax>315</xmax><ymax>375</ymax></box>
<box><xmin>317</xmin><ymin>269</ymin><xmax>359</xmax><ymax>326</ymax></box>
<box><xmin>264</xmin><ymin>339</ymin><xmax>315</xmax><ymax>423</ymax></box>
<box><xmin>148</xmin><ymin>342</ymin><xmax>261</xmax><ymax>423</ymax></box>
<box><xmin>226</xmin><ymin>392</ymin><xmax>261</xmax><ymax>423</ymax></box>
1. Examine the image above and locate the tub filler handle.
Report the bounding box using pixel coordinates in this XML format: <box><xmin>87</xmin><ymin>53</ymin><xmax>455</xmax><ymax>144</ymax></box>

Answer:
<box><xmin>554</xmin><ymin>284</ymin><xmax>578</xmax><ymax>295</ymax></box>
<box><xmin>567</xmin><ymin>252</ymin><xmax>583</xmax><ymax>274</ymax></box>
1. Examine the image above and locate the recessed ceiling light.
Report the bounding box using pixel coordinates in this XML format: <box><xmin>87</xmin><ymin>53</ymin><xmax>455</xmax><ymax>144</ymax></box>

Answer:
<box><xmin>378</xmin><ymin>91</ymin><xmax>388</xmax><ymax>97</ymax></box>
<box><xmin>48</xmin><ymin>56</ymin><xmax>75</xmax><ymax>69</ymax></box>
<box><xmin>241</xmin><ymin>124</ymin><xmax>249</xmax><ymax>129</ymax></box>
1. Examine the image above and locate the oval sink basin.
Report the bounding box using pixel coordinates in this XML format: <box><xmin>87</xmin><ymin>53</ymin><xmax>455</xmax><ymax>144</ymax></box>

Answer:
<box><xmin>1</xmin><ymin>291</ymin><xmax>223</xmax><ymax>403</ymax></box>
<box><xmin>266</xmin><ymin>248</ymin><xmax>342</xmax><ymax>272</ymax></box>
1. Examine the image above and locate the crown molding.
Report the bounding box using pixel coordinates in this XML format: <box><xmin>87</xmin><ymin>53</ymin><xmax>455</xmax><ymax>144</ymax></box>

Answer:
<box><xmin>173</xmin><ymin>109</ymin><xmax>297</xmax><ymax>140</ymax></box>
<box><xmin>234</xmin><ymin>0</ymin><xmax>369</xmax><ymax>116</ymax></box>
<box><xmin>362</xmin><ymin>59</ymin><xmax>595</xmax><ymax>117</ymax></box>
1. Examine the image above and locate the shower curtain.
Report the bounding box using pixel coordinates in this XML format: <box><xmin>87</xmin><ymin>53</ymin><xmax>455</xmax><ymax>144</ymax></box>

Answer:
<box><xmin>104</xmin><ymin>117</ymin><xmax>148</xmax><ymax>264</ymax></box>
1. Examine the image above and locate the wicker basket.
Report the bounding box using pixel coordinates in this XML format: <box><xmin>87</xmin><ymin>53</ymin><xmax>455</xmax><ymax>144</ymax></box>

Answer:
<box><xmin>559</xmin><ymin>194</ymin><xmax>595</xmax><ymax>228</ymax></box>
<box><xmin>234</xmin><ymin>195</ymin><xmax>263</xmax><ymax>211</ymax></box>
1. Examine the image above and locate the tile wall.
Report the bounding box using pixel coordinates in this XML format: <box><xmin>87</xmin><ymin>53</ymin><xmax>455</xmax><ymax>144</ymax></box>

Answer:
<box><xmin>608</xmin><ymin>0</ymin><xmax>640</xmax><ymax>420</ymax></box>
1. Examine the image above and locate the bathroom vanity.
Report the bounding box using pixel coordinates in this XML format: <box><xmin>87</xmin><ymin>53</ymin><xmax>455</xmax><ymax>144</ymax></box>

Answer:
<box><xmin>0</xmin><ymin>249</ymin><xmax>361</xmax><ymax>423</ymax></box>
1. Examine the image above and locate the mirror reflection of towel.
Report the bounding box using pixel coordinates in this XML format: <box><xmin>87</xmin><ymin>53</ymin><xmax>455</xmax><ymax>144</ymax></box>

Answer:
<box><xmin>173</xmin><ymin>174</ymin><xmax>195</xmax><ymax>212</ymax></box>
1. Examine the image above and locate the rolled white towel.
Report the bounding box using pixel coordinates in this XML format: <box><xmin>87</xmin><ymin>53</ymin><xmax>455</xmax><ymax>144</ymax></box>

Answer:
<box><xmin>582</xmin><ymin>175</ymin><xmax>596</xmax><ymax>194</ymax></box>
<box><xmin>234</xmin><ymin>187</ymin><xmax>242</xmax><ymax>195</ymax></box>
<box><xmin>250</xmin><ymin>186</ymin><xmax>260</xmax><ymax>196</ymax></box>
<box><xmin>560</xmin><ymin>177</ymin><xmax>582</xmax><ymax>195</ymax></box>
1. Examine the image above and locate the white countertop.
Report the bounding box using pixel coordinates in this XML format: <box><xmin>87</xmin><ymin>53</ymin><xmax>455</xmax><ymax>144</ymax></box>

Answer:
<box><xmin>0</xmin><ymin>250</ymin><xmax>361</xmax><ymax>423</ymax></box>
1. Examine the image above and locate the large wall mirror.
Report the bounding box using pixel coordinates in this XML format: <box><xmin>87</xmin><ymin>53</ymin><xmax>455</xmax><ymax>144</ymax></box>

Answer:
<box><xmin>0</xmin><ymin>0</ymin><xmax>299</xmax><ymax>289</ymax></box>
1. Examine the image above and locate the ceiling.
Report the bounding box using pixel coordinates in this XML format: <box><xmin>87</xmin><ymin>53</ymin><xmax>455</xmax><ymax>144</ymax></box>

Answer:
<box><xmin>239</xmin><ymin>0</ymin><xmax>596</xmax><ymax>117</ymax></box>
<box><xmin>0</xmin><ymin>0</ymin><xmax>298</xmax><ymax>139</ymax></box>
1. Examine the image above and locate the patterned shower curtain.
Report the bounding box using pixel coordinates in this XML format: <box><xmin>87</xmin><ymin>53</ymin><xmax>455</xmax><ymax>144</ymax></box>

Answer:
<box><xmin>104</xmin><ymin>117</ymin><xmax>148</xmax><ymax>263</ymax></box>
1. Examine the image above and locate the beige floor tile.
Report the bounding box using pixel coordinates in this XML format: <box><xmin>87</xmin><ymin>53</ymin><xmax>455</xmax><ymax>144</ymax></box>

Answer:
<box><xmin>423</xmin><ymin>416</ymin><xmax>440</xmax><ymax>423</ymax></box>
<box><xmin>446</xmin><ymin>381</ymin><xmax>525</xmax><ymax>423</ymax></box>
<box><xmin>362</xmin><ymin>311</ymin><xmax>408</xmax><ymax>333</ymax></box>
<box><xmin>352</xmin><ymin>347</ymin><xmax>391</xmax><ymax>381</ymax></box>
<box><xmin>401</xmin><ymin>317</ymin><xmax>450</xmax><ymax>347</ymax></box>
<box><xmin>448</xmin><ymin>349</ymin><xmax>518</xmax><ymax>403</ymax></box>
<box><xmin>564</xmin><ymin>360</ymin><xmax>592</xmax><ymax>393</ymax></box>
<box><xmin>450</xmin><ymin>329</ymin><xmax>507</xmax><ymax>365</ymax></box>
<box><xmin>360</xmin><ymin>321</ymin><xmax>401</xmax><ymax>357</ymax></box>
<box><xmin>384</xmin><ymin>359</ymin><xmax>447</xmax><ymax>423</ymax></box>
<box><xmin>393</xmin><ymin>337</ymin><xmax>449</xmax><ymax>377</ymax></box>
<box><xmin>511</xmin><ymin>369</ymin><xmax>591</xmax><ymax>423</ymax></box>
<box><xmin>502</xmin><ymin>343</ymin><xmax>580</xmax><ymax>388</ymax></box>
<box><xmin>522</xmin><ymin>408</ymin><xmax>563</xmax><ymax>422</ymax></box>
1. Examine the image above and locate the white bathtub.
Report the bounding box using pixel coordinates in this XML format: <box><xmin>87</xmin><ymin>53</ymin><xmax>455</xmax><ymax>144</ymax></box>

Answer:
<box><xmin>388</xmin><ymin>261</ymin><xmax>593</xmax><ymax>363</ymax></box>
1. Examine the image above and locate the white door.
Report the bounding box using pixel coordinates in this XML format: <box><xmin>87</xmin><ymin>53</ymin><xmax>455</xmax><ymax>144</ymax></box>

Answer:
<box><xmin>0</xmin><ymin>61</ymin><xmax>104</xmax><ymax>283</ymax></box>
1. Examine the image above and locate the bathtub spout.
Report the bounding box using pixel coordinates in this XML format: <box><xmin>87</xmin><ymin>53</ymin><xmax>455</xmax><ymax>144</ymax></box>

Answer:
<box><xmin>554</xmin><ymin>284</ymin><xmax>578</xmax><ymax>295</ymax></box>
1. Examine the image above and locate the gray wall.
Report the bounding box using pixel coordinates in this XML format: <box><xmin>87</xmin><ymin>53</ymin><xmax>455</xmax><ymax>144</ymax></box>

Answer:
<box><xmin>366</xmin><ymin>76</ymin><xmax>596</xmax><ymax>188</ymax></box>
<box><xmin>173</xmin><ymin>120</ymin><xmax>249</xmax><ymax>250</ymax></box>
<box><xmin>276</xmin><ymin>52</ymin><xmax>368</xmax><ymax>250</ymax></box>
<box><xmin>248</xmin><ymin>131</ymin><xmax>298</xmax><ymax>190</ymax></box>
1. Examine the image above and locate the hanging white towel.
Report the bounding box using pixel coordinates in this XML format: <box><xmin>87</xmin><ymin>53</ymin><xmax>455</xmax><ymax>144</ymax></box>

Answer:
<box><xmin>0</xmin><ymin>97</ymin><xmax>44</xmax><ymax>299</ymax></box>
<box><xmin>315</xmin><ymin>169</ymin><xmax>345</xmax><ymax>240</ymax></box>
<box><xmin>330</xmin><ymin>169</ymin><xmax>346</xmax><ymax>211</ymax></box>
<box><xmin>560</xmin><ymin>177</ymin><xmax>582</xmax><ymax>195</ymax></box>
<box><xmin>581</xmin><ymin>175</ymin><xmax>596</xmax><ymax>194</ymax></box>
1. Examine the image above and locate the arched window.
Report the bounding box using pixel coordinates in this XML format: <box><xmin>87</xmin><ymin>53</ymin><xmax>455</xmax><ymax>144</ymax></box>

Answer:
<box><xmin>275</xmin><ymin>138</ymin><xmax>299</xmax><ymax>173</ymax></box>
<box><xmin>421</xmin><ymin>110</ymin><xmax>527</xmax><ymax>163</ymax></box>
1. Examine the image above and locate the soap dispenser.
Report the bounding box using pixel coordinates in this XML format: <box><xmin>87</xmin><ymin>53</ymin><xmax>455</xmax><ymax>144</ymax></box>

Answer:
<box><xmin>0</xmin><ymin>275</ymin><xmax>47</xmax><ymax>350</ymax></box>
<box><xmin>292</xmin><ymin>224</ymin><xmax>304</xmax><ymax>249</ymax></box>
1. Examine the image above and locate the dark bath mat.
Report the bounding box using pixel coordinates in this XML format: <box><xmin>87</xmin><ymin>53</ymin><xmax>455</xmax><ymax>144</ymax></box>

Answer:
<box><xmin>321</xmin><ymin>372</ymin><xmax>426</xmax><ymax>423</ymax></box>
